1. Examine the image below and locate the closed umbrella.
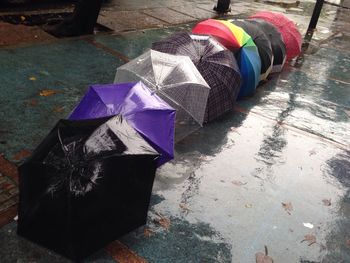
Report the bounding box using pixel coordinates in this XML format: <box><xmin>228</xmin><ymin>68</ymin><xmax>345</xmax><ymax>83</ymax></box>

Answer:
<box><xmin>18</xmin><ymin>115</ymin><xmax>159</xmax><ymax>261</ymax></box>
<box><xmin>249</xmin><ymin>11</ymin><xmax>302</xmax><ymax>60</ymax></box>
<box><xmin>192</xmin><ymin>19</ymin><xmax>261</xmax><ymax>97</ymax></box>
<box><xmin>114</xmin><ymin>49</ymin><xmax>211</xmax><ymax>140</ymax></box>
<box><xmin>248</xmin><ymin>18</ymin><xmax>287</xmax><ymax>73</ymax></box>
<box><xmin>152</xmin><ymin>32</ymin><xmax>241</xmax><ymax>122</ymax></box>
<box><xmin>69</xmin><ymin>81</ymin><xmax>176</xmax><ymax>166</ymax></box>
<box><xmin>229</xmin><ymin>19</ymin><xmax>273</xmax><ymax>81</ymax></box>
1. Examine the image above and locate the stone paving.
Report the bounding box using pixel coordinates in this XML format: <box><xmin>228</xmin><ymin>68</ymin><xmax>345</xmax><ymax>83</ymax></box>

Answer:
<box><xmin>0</xmin><ymin>0</ymin><xmax>350</xmax><ymax>262</ymax></box>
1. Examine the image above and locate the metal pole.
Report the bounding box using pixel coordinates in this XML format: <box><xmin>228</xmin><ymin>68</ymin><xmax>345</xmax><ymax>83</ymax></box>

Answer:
<box><xmin>307</xmin><ymin>0</ymin><xmax>324</xmax><ymax>31</ymax></box>
<box><xmin>214</xmin><ymin>0</ymin><xmax>231</xmax><ymax>13</ymax></box>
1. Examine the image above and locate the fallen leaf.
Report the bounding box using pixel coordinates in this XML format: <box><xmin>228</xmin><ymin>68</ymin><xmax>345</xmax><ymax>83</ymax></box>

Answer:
<box><xmin>232</xmin><ymin>180</ymin><xmax>247</xmax><ymax>186</ymax></box>
<box><xmin>53</xmin><ymin>106</ymin><xmax>65</xmax><ymax>113</ymax></box>
<box><xmin>301</xmin><ymin>234</ymin><xmax>316</xmax><ymax>246</ymax></box>
<box><xmin>345</xmin><ymin>109</ymin><xmax>350</xmax><ymax>117</ymax></box>
<box><xmin>245</xmin><ymin>203</ymin><xmax>253</xmax><ymax>208</ymax></box>
<box><xmin>346</xmin><ymin>239</ymin><xmax>350</xmax><ymax>248</ymax></box>
<box><xmin>309</xmin><ymin>149</ymin><xmax>316</xmax><ymax>156</ymax></box>
<box><xmin>255</xmin><ymin>246</ymin><xmax>273</xmax><ymax>263</ymax></box>
<box><xmin>12</xmin><ymin>149</ymin><xmax>32</xmax><ymax>161</ymax></box>
<box><xmin>154</xmin><ymin>214</ymin><xmax>170</xmax><ymax>231</ymax></box>
<box><xmin>282</xmin><ymin>202</ymin><xmax>293</xmax><ymax>215</ymax></box>
<box><xmin>39</xmin><ymin>89</ymin><xmax>61</xmax><ymax>97</ymax></box>
<box><xmin>143</xmin><ymin>227</ymin><xmax>154</xmax><ymax>237</ymax></box>
<box><xmin>322</xmin><ymin>199</ymin><xmax>331</xmax><ymax>206</ymax></box>
<box><xmin>303</xmin><ymin>222</ymin><xmax>314</xmax><ymax>229</ymax></box>
<box><xmin>29</xmin><ymin>76</ymin><xmax>36</xmax><ymax>81</ymax></box>
<box><xmin>179</xmin><ymin>203</ymin><xmax>190</xmax><ymax>212</ymax></box>
<box><xmin>27</xmin><ymin>98</ymin><xmax>38</xmax><ymax>106</ymax></box>
<box><xmin>20</xmin><ymin>15</ymin><xmax>26</xmax><ymax>21</ymax></box>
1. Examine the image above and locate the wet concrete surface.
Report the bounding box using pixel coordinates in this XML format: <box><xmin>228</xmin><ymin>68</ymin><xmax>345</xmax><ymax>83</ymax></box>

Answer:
<box><xmin>0</xmin><ymin>0</ymin><xmax>350</xmax><ymax>262</ymax></box>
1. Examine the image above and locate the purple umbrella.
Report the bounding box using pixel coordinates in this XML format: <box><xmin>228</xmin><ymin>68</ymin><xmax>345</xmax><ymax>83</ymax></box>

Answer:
<box><xmin>69</xmin><ymin>81</ymin><xmax>176</xmax><ymax>166</ymax></box>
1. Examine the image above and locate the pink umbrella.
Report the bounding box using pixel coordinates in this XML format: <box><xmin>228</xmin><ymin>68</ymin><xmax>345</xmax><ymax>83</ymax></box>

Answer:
<box><xmin>249</xmin><ymin>11</ymin><xmax>302</xmax><ymax>60</ymax></box>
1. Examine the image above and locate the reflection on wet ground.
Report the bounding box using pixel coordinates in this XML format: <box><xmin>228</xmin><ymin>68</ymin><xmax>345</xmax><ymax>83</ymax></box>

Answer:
<box><xmin>0</xmin><ymin>0</ymin><xmax>350</xmax><ymax>262</ymax></box>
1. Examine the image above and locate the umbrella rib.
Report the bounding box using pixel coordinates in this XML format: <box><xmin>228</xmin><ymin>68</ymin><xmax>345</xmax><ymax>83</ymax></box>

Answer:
<box><xmin>57</xmin><ymin>129</ymin><xmax>72</xmax><ymax>166</ymax></box>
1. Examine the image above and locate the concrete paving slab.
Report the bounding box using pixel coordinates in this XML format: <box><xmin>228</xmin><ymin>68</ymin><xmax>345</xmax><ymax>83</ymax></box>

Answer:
<box><xmin>119</xmin><ymin>111</ymin><xmax>350</xmax><ymax>262</ymax></box>
<box><xmin>93</xmin><ymin>24</ymin><xmax>194</xmax><ymax>60</ymax></box>
<box><xmin>98</xmin><ymin>10</ymin><xmax>167</xmax><ymax>32</ymax></box>
<box><xmin>168</xmin><ymin>4</ymin><xmax>217</xmax><ymax>20</ymax></box>
<box><xmin>0</xmin><ymin>22</ymin><xmax>54</xmax><ymax>47</ymax></box>
<box><xmin>237</xmin><ymin>68</ymin><xmax>350</xmax><ymax>147</ymax></box>
<box><xmin>142</xmin><ymin>8</ymin><xmax>196</xmax><ymax>25</ymax></box>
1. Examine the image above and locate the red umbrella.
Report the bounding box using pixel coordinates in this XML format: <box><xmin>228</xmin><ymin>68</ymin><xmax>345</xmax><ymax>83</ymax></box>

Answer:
<box><xmin>249</xmin><ymin>11</ymin><xmax>302</xmax><ymax>60</ymax></box>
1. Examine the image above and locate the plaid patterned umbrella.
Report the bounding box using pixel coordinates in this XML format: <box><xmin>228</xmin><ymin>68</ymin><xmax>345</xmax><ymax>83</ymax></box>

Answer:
<box><xmin>114</xmin><ymin>49</ymin><xmax>210</xmax><ymax>141</ymax></box>
<box><xmin>152</xmin><ymin>32</ymin><xmax>241</xmax><ymax>123</ymax></box>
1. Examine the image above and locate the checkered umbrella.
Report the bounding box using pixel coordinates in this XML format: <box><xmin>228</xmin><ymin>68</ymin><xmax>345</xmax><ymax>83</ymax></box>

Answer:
<box><xmin>114</xmin><ymin>49</ymin><xmax>210</xmax><ymax>140</ymax></box>
<box><xmin>152</xmin><ymin>32</ymin><xmax>241</xmax><ymax>123</ymax></box>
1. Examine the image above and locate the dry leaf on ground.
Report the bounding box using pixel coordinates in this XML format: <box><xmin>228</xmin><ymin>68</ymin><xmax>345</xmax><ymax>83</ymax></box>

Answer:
<box><xmin>255</xmin><ymin>246</ymin><xmax>273</xmax><ymax>263</ymax></box>
<box><xmin>154</xmin><ymin>214</ymin><xmax>170</xmax><ymax>231</ymax></box>
<box><xmin>301</xmin><ymin>234</ymin><xmax>316</xmax><ymax>246</ymax></box>
<box><xmin>53</xmin><ymin>106</ymin><xmax>65</xmax><ymax>113</ymax></box>
<box><xmin>245</xmin><ymin>203</ymin><xmax>253</xmax><ymax>208</ymax></box>
<box><xmin>232</xmin><ymin>180</ymin><xmax>247</xmax><ymax>186</ymax></box>
<box><xmin>12</xmin><ymin>149</ymin><xmax>32</xmax><ymax>161</ymax></box>
<box><xmin>143</xmin><ymin>227</ymin><xmax>154</xmax><ymax>238</ymax></box>
<box><xmin>179</xmin><ymin>203</ymin><xmax>190</xmax><ymax>212</ymax></box>
<box><xmin>282</xmin><ymin>202</ymin><xmax>293</xmax><ymax>215</ymax></box>
<box><xmin>346</xmin><ymin>239</ymin><xmax>350</xmax><ymax>248</ymax></box>
<box><xmin>29</xmin><ymin>76</ymin><xmax>36</xmax><ymax>81</ymax></box>
<box><xmin>322</xmin><ymin>199</ymin><xmax>331</xmax><ymax>206</ymax></box>
<box><xmin>39</xmin><ymin>89</ymin><xmax>61</xmax><ymax>97</ymax></box>
<box><xmin>27</xmin><ymin>98</ymin><xmax>38</xmax><ymax>106</ymax></box>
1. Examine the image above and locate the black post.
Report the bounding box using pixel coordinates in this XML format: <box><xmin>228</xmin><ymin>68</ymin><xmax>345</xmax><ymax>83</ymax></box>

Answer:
<box><xmin>214</xmin><ymin>0</ymin><xmax>231</xmax><ymax>13</ymax></box>
<box><xmin>307</xmin><ymin>0</ymin><xmax>324</xmax><ymax>31</ymax></box>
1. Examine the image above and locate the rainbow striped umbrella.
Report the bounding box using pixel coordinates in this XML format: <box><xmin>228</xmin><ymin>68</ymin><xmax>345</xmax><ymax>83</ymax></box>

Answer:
<box><xmin>193</xmin><ymin>19</ymin><xmax>261</xmax><ymax>97</ymax></box>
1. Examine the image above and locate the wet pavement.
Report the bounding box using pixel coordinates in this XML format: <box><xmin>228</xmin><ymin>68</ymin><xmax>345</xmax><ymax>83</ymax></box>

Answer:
<box><xmin>0</xmin><ymin>0</ymin><xmax>350</xmax><ymax>262</ymax></box>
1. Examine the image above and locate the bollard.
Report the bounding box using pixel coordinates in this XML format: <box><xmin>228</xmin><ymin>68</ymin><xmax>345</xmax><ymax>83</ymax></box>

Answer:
<box><xmin>214</xmin><ymin>0</ymin><xmax>231</xmax><ymax>13</ymax></box>
<box><xmin>307</xmin><ymin>0</ymin><xmax>324</xmax><ymax>31</ymax></box>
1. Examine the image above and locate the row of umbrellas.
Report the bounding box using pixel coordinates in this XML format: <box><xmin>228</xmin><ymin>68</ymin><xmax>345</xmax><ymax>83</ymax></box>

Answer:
<box><xmin>17</xmin><ymin>11</ymin><xmax>302</xmax><ymax>260</ymax></box>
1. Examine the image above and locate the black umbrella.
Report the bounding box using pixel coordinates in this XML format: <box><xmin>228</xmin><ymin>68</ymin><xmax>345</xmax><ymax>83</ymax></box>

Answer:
<box><xmin>248</xmin><ymin>18</ymin><xmax>287</xmax><ymax>73</ymax></box>
<box><xmin>17</xmin><ymin>115</ymin><xmax>159</xmax><ymax>261</ymax></box>
<box><xmin>152</xmin><ymin>32</ymin><xmax>241</xmax><ymax>123</ymax></box>
<box><xmin>229</xmin><ymin>19</ymin><xmax>273</xmax><ymax>81</ymax></box>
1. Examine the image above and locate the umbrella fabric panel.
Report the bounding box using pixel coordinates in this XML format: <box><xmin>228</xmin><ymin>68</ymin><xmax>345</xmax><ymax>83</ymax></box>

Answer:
<box><xmin>69</xmin><ymin>83</ymin><xmax>136</xmax><ymax>120</ymax></box>
<box><xmin>192</xmin><ymin>19</ymin><xmax>242</xmax><ymax>50</ymax></box>
<box><xmin>69</xmin><ymin>81</ymin><xmax>176</xmax><ymax>166</ymax></box>
<box><xmin>114</xmin><ymin>50</ymin><xmax>210</xmax><ymax>139</ymax></box>
<box><xmin>248</xmin><ymin>18</ymin><xmax>287</xmax><ymax>73</ymax></box>
<box><xmin>152</xmin><ymin>32</ymin><xmax>242</xmax><ymax>122</ymax></box>
<box><xmin>18</xmin><ymin>116</ymin><xmax>159</xmax><ymax>261</ymax></box>
<box><xmin>192</xmin><ymin>19</ymin><xmax>261</xmax><ymax>98</ymax></box>
<box><xmin>249</xmin><ymin>11</ymin><xmax>302</xmax><ymax>59</ymax></box>
<box><xmin>230</xmin><ymin>19</ymin><xmax>273</xmax><ymax>80</ymax></box>
<box><xmin>236</xmin><ymin>38</ymin><xmax>261</xmax><ymax>97</ymax></box>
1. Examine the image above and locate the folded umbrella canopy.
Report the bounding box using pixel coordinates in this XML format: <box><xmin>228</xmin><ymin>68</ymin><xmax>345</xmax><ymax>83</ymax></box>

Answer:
<box><xmin>69</xmin><ymin>81</ymin><xmax>175</xmax><ymax>167</ymax></box>
<box><xmin>249</xmin><ymin>11</ymin><xmax>302</xmax><ymax>60</ymax></box>
<box><xmin>248</xmin><ymin>18</ymin><xmax>286</xmax><ymax>73</ymax></box>
<box><xmin>229</xmin><ymin>19</ymin><xmax>273</xmax><ymax>81</ymax></box>
<box><xmin>192</xmin><ymin>19</ymin><xmax>261</xmax><ymax>98</ymax></box>
<box><xmin>152</xmin><ymin>32</ymin><xmax>241</xmax><ymax>123</ymax></box>
<box><xmin>114</xmin><ymin>49</ymin><xmax>211</xmax><ymax>140</ymax></box>
<box><xmin>18</xmin><ymin>115</ymin><xmax>159</xmax><ymax>261</ymax></box>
